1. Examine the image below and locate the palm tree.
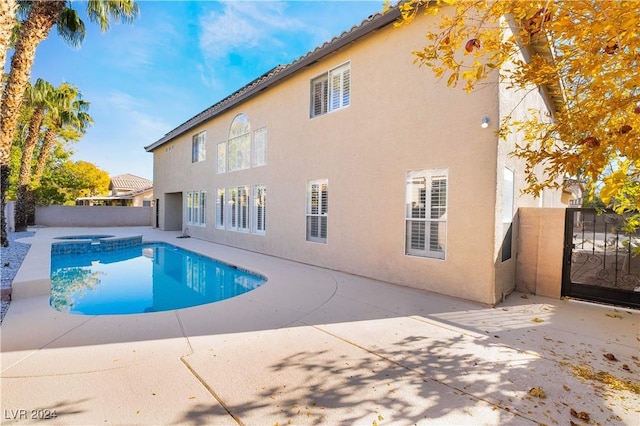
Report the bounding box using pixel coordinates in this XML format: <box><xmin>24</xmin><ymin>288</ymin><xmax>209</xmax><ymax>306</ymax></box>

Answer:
<box><xmin>14</xmin><ymin>78</ymin><xmax>55</xmax><ymax>231</ymax></box>
<box><xmin>33</xmin><ymin>84</ymin><xmax>93</xmax><ymax>188</ymax></box>
<box><xmin>0</xmin><ymin>0</ymin><xmax>138</xmax><ymax>245</ymax></box>
<box><xmin>0</xmin><ymin>0</ymin><xmax>17</xmax><ymax>87</ymax></box>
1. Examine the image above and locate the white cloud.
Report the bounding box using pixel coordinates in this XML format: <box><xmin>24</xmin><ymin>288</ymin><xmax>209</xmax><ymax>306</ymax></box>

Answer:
<box><xmin>198</xmin><ymin>1</ymin><xmax>303</xmax><ymax>62</ymax></box>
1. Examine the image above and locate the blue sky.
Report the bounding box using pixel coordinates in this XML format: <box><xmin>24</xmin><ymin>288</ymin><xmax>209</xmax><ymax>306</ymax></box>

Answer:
<box><xmin>20</xmin><ymin>1</ymin><xmax>384</xmax><ymax>180</ymax></box>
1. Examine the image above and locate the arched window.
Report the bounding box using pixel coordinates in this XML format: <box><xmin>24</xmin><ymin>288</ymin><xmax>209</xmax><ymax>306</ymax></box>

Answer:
<box><xmin>228</xmin><ymin>114</ymin><xmax>251</xmax><ymax>171</ymax></box>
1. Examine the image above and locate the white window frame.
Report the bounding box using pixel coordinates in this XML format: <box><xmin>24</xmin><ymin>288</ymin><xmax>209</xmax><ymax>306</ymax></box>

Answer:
<box><xmin>215</xmin><ymin>188</ymin><xmax>225</xmax><ymax>229</ymax></box>
<box><xmin>252</xmin><ymin>127</ymin><xmax>267</xmax><ymax>167</ymax></box>
<box><xmin>228</xmin><ymin>114</ymin><xmax>251</xmax><ymax>172</ymax></box>
<box><xmin>306</xmin><ymin>179</ymin><xmax>328</xmax><ymax>243</ymax></box>
<box><xmin>405</xmin><ymin>169</ymin><xmax>447</xmax><ymax>259</ymax></box>
<box><xmin>502</xmin><ymin>167</ymin><xmax>515</xmax><ymax>262</ymax></box>
<box><xmin>227</xmin><ymin>185</ymin><xmax>250</xmax><ymax>232</ymax></box>
<box><xmin>191</xmin><ymin>131</ymin><xmax>206</xmax><ymax>163</ymax></box>
<box><xmin>217</xmin><ymin>141</ymin><xmax>226</xmax><ymax>174</ymax></box>
<box><xmin>186</xmin><ymin>190</ymin><xmax>206</xmax><ymax>226</ymax></box>
<box><xmin>252</xmin><ymin>185</ymin><xmax>267</xmax><ymax>235</ymax></box>
<box><xmin>310</xmin><ymin>62</ymin><xmax>350</xmax><ymax>118</ymax></box>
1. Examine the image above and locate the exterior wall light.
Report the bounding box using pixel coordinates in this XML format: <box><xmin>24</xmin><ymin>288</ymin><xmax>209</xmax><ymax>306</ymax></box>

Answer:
<box><xmin>481</xmin><ymin>117</ymin><xmax>490</xmax><ymax>128</ymax></box>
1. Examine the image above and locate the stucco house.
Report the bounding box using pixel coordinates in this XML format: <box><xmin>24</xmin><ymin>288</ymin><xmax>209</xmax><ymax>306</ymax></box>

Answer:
<box><xmin>76</xmin><ymin>174</ymin><xmax>153</xmax><ymax>207</ymax></box>
<box><xmin>145</xmin><ymin>7</ymin><xmax>566</xmax><ymax>306</ymax></box>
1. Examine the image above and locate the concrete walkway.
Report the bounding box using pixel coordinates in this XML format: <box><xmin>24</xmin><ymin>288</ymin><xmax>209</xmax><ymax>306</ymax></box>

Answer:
<box><xmin>1</xmin><ymin>227</ymin><xmax>638</xmax><ymax>425</ymax></box>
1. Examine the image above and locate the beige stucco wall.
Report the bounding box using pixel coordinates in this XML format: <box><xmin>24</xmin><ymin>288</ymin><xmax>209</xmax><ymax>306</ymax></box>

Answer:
<box><xmin>35</xmin><ymin>205</ymin><xmax>153</xmax><ymax>227</ymax></box>
<box><xmin>150</xmin><ymin>11</ymin><xmax>562</xmax><ymax>306</ymax></box>
<box><xmin>492</xmin><ymin>20</ymin><xmax>567</xmax><ymax>303</ymax></box>
<box><xmin>516</xmin><ymin>207</ymin><xmax>565</xmax><ymax>298</ymax></box>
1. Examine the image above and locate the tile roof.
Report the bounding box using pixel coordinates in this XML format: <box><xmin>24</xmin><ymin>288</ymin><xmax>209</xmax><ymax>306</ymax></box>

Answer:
<box><xmin>109</xmin><ymin>174</ymin><xmax>153</xmax><ymax>191</ymax></box>
<box><xmin>144</xmin><ymin>7</ymin><xmax>401</xmax><ymax>152</ymax></box>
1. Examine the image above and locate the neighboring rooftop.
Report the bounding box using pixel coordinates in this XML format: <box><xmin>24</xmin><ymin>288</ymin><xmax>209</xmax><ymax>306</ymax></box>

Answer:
<box><xmin>109</xmin><ymin>174</ymin><xmax>153</xmax><ymax>192</ymax></box>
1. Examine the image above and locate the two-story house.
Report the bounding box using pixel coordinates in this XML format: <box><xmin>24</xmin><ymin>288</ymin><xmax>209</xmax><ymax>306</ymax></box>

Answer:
<box><xmin>145</xmin><ymin>7</ymin><xmax>564</xmax><ymax>306</ymax></box>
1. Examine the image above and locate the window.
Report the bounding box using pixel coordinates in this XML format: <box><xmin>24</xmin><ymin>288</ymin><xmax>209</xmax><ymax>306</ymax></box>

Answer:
<box><xmin>186</xmin><ymin>190</ymin><xmax>206</xmax><ymax>226</ymax></box>
<box><xmin>217</xmin><ymin>142</ymin><xmax>226</xmax><ymax>173</ymax></box>
<box><xmin>306</xmin><ymin>179</ymin><xmax>328</xmax><ymax>243</ymax></box>
<box><xmin>310</xmin><ymin>62</ymin><xmax>350</xmax><ymax>118</ymax></box>
<box><xmin>192</xmin><ymin>131</ymin><xmax>206</xmax><ymax>163</ymax></box>
<box><xmin>228</xmin><ymin>114</ymin><xmax>251</xmax><ymax>172</ymax></box>
<box><xmin>253</xmin><ymin>185</ymin><xmax>267</xmax><ymax>234</ymax></box>
<box><xmin>253</xmin><ymin>128</ymin><xmax>267</xmax><ymax>167</ymax></box>
<box><xmin>502</xmin><ymin>167</ymin><xmax>514</xmax><ymax>261</ymax></box>
<box><xmin>215</xmin><ymin>188</ymin><xmax>225</xmax><ymax>229</ymax></box>
<box><xmin>405</xmin><ymin>170</ymin><xmax>447</xmax><ymax>259</ymax></box>
<box><xmin>227</xmin><ymin>186</ymin><xmax>250</xmax><ymax>232</ymax></box>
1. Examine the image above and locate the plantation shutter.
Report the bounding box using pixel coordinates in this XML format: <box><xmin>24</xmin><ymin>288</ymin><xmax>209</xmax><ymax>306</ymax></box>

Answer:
<box><xmin>311</xmin><ymin>77</ymin><xmax>328</xmax><ymax>117</ymax></box>
<box><xmin>307</xmin><ymin>180</ymin><xmax>328</xmax><ymax>243</ymax></box>
<box><xmin>253</xmin><ymin>185</ymin><xmax>266</xmax><ymax>234</ymax></box>
<box><xmin>405</xmin><ymin>170</ymin><xmax>447</xmax><ymax>259</ymax></box>
<box><xmin>429</xmin><ymin>176</ymin><xmax>446</xmax><ymax>254</ymax></box>
<box><xmin>329</xmin><ymin>64</ymin><xmax>350</xmax><ymax>111</ymax></box>
<box><xmin>216</xmin><ymin>189</ymin><xmax>224</xmax><ymax>228</ymax></box>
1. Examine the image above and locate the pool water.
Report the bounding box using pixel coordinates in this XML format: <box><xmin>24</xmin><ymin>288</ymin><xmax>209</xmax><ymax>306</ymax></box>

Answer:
<box><xmin>50</xmin><ymin>242</ymin><xmax>266</xmax><ymax>315</ymax></box>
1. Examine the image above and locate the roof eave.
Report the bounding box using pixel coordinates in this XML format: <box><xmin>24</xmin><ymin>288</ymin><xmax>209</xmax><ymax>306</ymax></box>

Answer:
<box><xmin>144</xmin><ymin>7</ymin><xmax>401</xmax><ymax>153</ymax></box>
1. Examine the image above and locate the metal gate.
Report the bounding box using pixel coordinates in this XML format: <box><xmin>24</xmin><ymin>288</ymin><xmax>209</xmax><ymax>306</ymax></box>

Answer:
<box><xmin>562</xmin><ymin>208</ymin><xmax>640</xmax><ymax>308</ymax></box>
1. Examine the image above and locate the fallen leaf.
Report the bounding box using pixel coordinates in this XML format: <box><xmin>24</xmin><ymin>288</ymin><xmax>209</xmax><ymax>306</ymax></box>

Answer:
<box><xmin>604</xmin><ymin>353</ymin><xmax>618</xmax><ymax>361</ymax></box>
<box><xmin>532</xmin><ymin>317</ymin><xmax>545</xmax><ymax>323</ymax></box>
<box><xmin>622</xmin><ymin>364</ymin><xmax>631</xmax><ymax>372</ymax></box>
<box><xmin>563</xmin><ymin>384</ymin><xmax>571</xmax><ymax>391</ymax></box>
<box><xmin>529</xmin><ymin>387</ymin><xmax>547</xmax><ymax>398</ymax></box>
<box><xmin>606</xmin><ymin>312</ymin><xmax>623</xmax><ymax>318</ymax></box>
<box><xmin>521</xmin><ymin>294</ymin><xmax>529</xmax><ymax>299</ymax></box>
<box><xmin>570</xmin><ymin>408</ymin><xmax>590</xmax><ymax>421</ymax></box>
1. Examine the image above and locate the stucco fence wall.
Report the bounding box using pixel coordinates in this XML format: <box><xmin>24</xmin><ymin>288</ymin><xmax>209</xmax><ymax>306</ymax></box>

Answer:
<box><xmin>34</xmin><ymin>205</ymin><xmax>153</xmax><ymax>227</ymax></box>
<box><xmin>516</xmin><ymin>207</ymin><xmax>566</xmax><ymax>299</ymax></box>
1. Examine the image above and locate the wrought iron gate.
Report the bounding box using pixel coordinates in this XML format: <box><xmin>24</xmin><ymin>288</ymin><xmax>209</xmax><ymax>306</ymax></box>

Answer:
<box><xmin>562</xmin><ymin>208</ymin><xmax>640</xmax><ymax>309</ymax></box>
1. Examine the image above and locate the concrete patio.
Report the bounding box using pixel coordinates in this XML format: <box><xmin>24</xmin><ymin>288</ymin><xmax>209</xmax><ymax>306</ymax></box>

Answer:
<box><xmin>1</xmin><ymin>227</ymin><xmax>638</xmax><ymax>425</ymax></box>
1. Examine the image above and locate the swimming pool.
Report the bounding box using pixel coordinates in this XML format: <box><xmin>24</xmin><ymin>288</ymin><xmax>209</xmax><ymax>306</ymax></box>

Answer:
<box><xmin>50</xmin><ymin>242</ymin><xmax>267</xmax><ymax>315</ymax></box>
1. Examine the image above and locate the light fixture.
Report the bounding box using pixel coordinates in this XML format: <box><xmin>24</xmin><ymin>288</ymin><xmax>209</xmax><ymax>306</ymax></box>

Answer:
<box><xmin>481</xmin><ymin>117</ymin><xmax>490</xmax><ymax>128</ymax></box>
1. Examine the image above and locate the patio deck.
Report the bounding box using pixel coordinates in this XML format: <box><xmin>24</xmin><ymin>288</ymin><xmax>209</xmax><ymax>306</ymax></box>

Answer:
<box><xmin>1</xmin><ymin>227</ymin><xmax>638</xmax><ymax>425</ymax></box>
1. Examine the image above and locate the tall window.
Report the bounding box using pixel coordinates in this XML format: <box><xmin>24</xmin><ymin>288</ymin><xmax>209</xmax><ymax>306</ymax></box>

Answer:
<box><xmin>217</xmin><ymin>142</ymin><xmax>226</xmax><ymax>173</ymax></box>
<box><xmin>192</xmin><ymin>131</ymin><xmax>206</xmax><ymax>163</ymax></box>
<box><xmin>502</xmin><ymin>167</ymin><xmax>514</xmax><ymax>261</ymax></box>
<box><xmin>310</xmin><ymin>62</ymin><xmax>350</xmax><ymax>118</ymax></box>
<box><xmin>253</xmin><ymin>128</ymin><xmax>267</xmax><ymax>167</ymax></box>
<box><xmin>405</xmin><ymin>170</ymin><xmax>447</xmax><ymax>259</ymax></box>
<box><xmin>306</xmin><ymin>179</ymin><xmax>328</xmax><ymax>243</ymax></box>
<box><xmin>227</xmin><ymin>186</ymin><xmax>250</xmax><ymax>232</ymax></box>
<box><xmin>253</xmin><ymin>185</ymin><xmax>267</xmax><ymax>234</ymax></box>
<box><xmin>228</xmin><ymin>114</ymin><xmax>251</xmax><ymax>172</ymax></box>
<box><xmin>186</xmin><ymin>190</ymin><xmax>206</xmax><ymax>226</ymax></box>
<box><xmin>215</xmin><ymin>188</ymin><xmax>225</xmax><ymax>229</ymax></box>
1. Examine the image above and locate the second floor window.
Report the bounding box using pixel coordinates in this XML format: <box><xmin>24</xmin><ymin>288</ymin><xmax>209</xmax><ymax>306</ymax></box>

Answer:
<box><xmin>192</xmin><ymin>131</ymin><xmax>206</xmax><ymax>163</ymax></box>
<box><xmin>310</xmin><ymin>62</ymin><xmax>350</xmax><ymax>118</ymax></box>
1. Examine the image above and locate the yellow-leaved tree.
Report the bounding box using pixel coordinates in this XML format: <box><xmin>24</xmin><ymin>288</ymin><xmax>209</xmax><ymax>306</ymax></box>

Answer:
<box><xmin>391</xmin><ymin>0</ymin><xmax>640</xmax><ymax>229</ymax></box>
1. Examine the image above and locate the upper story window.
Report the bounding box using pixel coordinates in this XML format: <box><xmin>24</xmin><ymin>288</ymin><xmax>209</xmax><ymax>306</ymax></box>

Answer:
<box><xmin>253</xmin><ymin>127</ymin><xmax>267</xmax><ymax>167</ymax></box>
<box><xmin>228</xmin><ymin>114</ymin><xmax>251</xmax><ymax>172</ymax></box>
<box><xmin>310</xmin><ymin>62</ymin><xmax>351</xmax><ymax>118</ymax></box>
<box><xmin>192</xmin><ymin>131</ymin><xmax>206</xmax><ymax>163</ymax></box>
<box><xmin>217</xmin><ymin>114</ymin><xmax>267</xmax><ymax>174</ymax></box>
<box><xmin>217</xmin><ymin>141</ymin><xmax>226</xmax><ymax>174</ymax></box>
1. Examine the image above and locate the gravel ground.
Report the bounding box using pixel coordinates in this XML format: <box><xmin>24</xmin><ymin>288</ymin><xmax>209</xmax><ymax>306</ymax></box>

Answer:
<box><xmin>1</xmin><ymin>231</ymin><xmax>34</xmax><ymax>324</ymax></box>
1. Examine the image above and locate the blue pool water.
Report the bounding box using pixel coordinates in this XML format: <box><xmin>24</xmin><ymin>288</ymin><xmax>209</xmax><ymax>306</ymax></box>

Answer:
<box><xmin>50</xmin><ymin>242</ymin><xmax>266</xmax><ymax>315</ymax></box>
